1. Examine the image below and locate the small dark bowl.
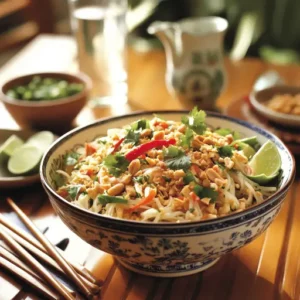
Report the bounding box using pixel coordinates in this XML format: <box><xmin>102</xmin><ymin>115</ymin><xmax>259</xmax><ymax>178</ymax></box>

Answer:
<box><xmin>0</xmin><ymin>72</ymin><xmax>92</xmax><ymax>131</ymax></box>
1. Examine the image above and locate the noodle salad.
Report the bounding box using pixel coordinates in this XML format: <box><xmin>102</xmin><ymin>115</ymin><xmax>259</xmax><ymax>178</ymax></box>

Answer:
<box><xmin>56</xmin><ymin>109</ymin><xmax>279</xmax><ymax>222</ymax></box>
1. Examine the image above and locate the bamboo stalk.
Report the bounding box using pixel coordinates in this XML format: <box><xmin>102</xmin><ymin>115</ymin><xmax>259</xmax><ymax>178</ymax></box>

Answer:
<box><xmin>7</xmin><ymin>197</ymin><xmax>94</xmax><ymax>298</ymax></box>
<box><xmin>0</xmin><ymin>224</ymin><xmax>74</xmax><ymax>300</ymax></box>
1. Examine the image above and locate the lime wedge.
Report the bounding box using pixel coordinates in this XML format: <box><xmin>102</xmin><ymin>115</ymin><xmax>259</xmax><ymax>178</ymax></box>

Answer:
<box><xmin>247</xmin><ymin>140</ymin><xmax>281</xmax><ymax>184</ymax></box>
<box><xmin>26</xmin><ymin>131</ymin><xmax>55</xmax><ymax>152</ymax></box>
<box><xmin>0</xmin><ymin>135</ymin><xmax>24</xmax><ymax>165</ymax></box>
<box><xmin>238</xmin><ymin>142</ymin><xmax>256</xmax><ymax>159</ymax></box>
<box><xmin>0</xmin><ymin>135</ymin><xmax>24</xmax><ymax>156</ymax></box>
<box><xmin>8</xmin><ymin>144</ymin><xmax>43</xmax><ymax>175</ymax></box>
<box><xmin>238</xmin><ymin>136</ymin><xmax>258</xmax><ymax>147</ymax></box>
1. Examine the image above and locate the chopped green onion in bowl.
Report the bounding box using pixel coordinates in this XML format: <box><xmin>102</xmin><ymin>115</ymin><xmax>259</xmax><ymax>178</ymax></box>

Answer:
<box><xmin>5</xmin><ymin>76</ymin><xmax>84</xmax><ymax>101</ymax></box>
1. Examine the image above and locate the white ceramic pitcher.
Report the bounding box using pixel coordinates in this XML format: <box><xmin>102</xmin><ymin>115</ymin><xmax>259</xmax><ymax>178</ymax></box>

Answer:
<box><xmin>148</xmin><ymin>17</ymin><xmax>228</xmax><ymax>110</ymax></box>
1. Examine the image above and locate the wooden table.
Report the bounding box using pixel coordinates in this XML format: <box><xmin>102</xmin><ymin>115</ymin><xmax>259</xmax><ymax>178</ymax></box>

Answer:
<box><xmin>1</xmin><ymin>34</ymin><xmax>300</xmax><ymax>300</ymax></box>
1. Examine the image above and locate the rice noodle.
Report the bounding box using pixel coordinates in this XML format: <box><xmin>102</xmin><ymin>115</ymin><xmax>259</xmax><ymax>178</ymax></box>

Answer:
<box><xmin>56</xmin><ymin>114</ymin><xmax>280</xmax><ymax>222</ymax></box>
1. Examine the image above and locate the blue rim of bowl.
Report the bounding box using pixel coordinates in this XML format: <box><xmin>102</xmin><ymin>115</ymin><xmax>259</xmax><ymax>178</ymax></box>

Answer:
<box><xmin>40</xmin><ymin>110</ymin><xmax>295</xmax><ymax>233</ymax></box>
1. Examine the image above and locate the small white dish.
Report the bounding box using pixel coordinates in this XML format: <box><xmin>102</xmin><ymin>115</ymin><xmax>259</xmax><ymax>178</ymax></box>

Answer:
<box><xmin>0</xmin><ymin>129</ymin><xmax>40</xmax><ymax>188</ymax></box>
<box><xmin>250</xmin><ymin>85</ymin><xmax>300</xmax><ymax>127</ymax></box>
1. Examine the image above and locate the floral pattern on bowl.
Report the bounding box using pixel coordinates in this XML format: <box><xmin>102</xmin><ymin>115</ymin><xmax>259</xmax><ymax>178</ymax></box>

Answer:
<box><xmin>41</xmin><ymin>111</ymin><xmax>295</xmax><ymax>277</ymax></box>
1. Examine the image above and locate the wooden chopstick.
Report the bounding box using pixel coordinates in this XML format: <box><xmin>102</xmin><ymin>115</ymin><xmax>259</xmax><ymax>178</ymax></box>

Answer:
<box><xmin>0</xmin><ymin>227</ymin><xmax>100</xmax><ymax>294</ymax></box>
<box><xmin>7</xmin><ymin>197</ymin><xmax>94</xmax><ymax>298</ymax></box>
<box><xmin>0</xmin><ymin>245</ymin><xmax>76</xmax><ymax>296</ymax></box>
<box><xmin>0</xmin><ymin>256</ymin><xmax>60</xmax><ymax>300</ymax></box>
<box><xmin>0</xmin><ymin>213</ymin><xmax>98</xmax><ymax>285</ymax></box>
<box><xmin>0</xmin><ymin>224</ymin><xmax>75</xmax><ymax>300</ymax></box>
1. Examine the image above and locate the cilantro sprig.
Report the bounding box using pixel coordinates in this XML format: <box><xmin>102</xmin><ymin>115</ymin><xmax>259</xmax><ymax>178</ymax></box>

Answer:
<box><xmin>217</xmin><ymin>145</ymin><xmax>235</xmax><ymax>157</ymax></box>
<box><xmin>64</xmin><ymin>152</ymin><xmax>81</xmax><ymax>166</ymax></box>
<box><xmin>180</xmin><ymin>128</ymin><xmax>194</xmax><ymax>148</ymax></box>
<box><xmin>163</xmin><ymin>146</ymin><xmax>191</xmax><ymax>170</ymax></box>
<box><xmin>67</xmin><ymin>185</ymin><xmax>82</xmax><ymax>200</ymax></box>
<box><xmin>103</xmin><ymin>153</ymin><xmax>129</xmax><ymax>177</ymax></box>
<box><xmin>183</xmin><ymin>171</ymin><xmax>195</xmax><ymax>184</ymax></box>
<box><xmin>181</xmin><ymin>107</ymin><xmax>207</xmax><ymax>135</ymax></box>
<box><xmin>194</xmin><ymin>184</ymin><xmax>218</xmax><ymax>203</ymax></box>
<box><xmin>124</xmin><ymin>130</ymin><xmax>140</xmax><ymax>145</ymax></box>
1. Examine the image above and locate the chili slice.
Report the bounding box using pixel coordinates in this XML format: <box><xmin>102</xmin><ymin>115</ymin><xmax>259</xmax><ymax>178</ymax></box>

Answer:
<box><xmin>110</xmin><ymin>137</ymin><xmax>125</xmax><ymax>154</ymax></box>
<box><xmin>125</xmin><ymin>139</ymin><xmax>176</xmax><ymax>161</ymax></box>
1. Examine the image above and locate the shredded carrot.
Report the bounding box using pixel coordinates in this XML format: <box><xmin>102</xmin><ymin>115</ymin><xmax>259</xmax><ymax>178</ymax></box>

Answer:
<box><xmin>190</xmin><ymin>191</ymin><xmax>200</xmax><ymax>202</ymax></box>
<box><xmin>127</xmin><ymin>189</ymin><xmax>156</xmax><ymax>212</ymax></box>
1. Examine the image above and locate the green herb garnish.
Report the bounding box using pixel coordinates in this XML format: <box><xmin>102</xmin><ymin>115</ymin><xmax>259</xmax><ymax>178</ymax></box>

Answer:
<box><xmin>164</xmin><ymin>148</ymin><xmax>191</xmax><ymax>171</ymax></box>
<box><xmin>163</xmin><ymin>146</ymin><xmax>181</xmax><ymax>158</ymax></box>
<box><xmin>181</xmin><ymin>107</ymin><xmax>207</xmax><ymax>135</ymax></box>
<box><xmin>183</xmin><ymin>171</ymin><xmax>195</xmax><ymax>184</ymax></box>
<box><xmin>134</xmin><ymin>176</ymin><xmax>144</xmax><ymax>184</ymax></box>
<box><xmin>103</xmin><ymin>153</ymin><xmax>129</xmax><ymax>177</ymax></box>
<box><xmin>193</xmin><ymin>184</ymin><xmax>218</xmax><ymax>203</ymax></box>
<box><xmin>218</xmin><ymin>145</ymin><xmax>235</xmax><ymax>157</ymax></box>
<box><xmin>64</xmin><ymin>152</ymin><xmax>81</xmax><ymax>166</ymax></box>
<box><xmin>180</xmin><ymin>128</ymin><xmax>194</xmax><ymax>148</ymax></box>
<box><xmin>124</xmin><ymin>130</ymin><xmax>140</xmax><ymax>145</ymax></box>
<box><xmin>131</xmin><ymin>119</ymin><xmax>150</xmax><ymax>131</ymax></box>
<box><xmin>67</xmin><ymin>185</ymin><xmax>82</xmax><ymax>200</ymax></box>
<box><xmin>97</xmin><ymin>139</ymin><xmax>107</xmax><ymax>144</ymax></box>
<box><xmin>98</xmin><ymin>195</ymin><xmax>128</xmax><ymax>205</ymax></box>
<box><xmin>214</xmin><ymin>128</ymin><xmax>241</xmax><ymax>140</ymax></box>
<box><xmin>134</xmin><ymin>175</ymin><xmax>150</xmax><ymax>184</ymax></box>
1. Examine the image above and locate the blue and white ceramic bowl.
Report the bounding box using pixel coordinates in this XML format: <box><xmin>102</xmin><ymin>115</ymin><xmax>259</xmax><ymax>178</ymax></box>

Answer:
<box><xmin>40</xmin><ymin>111</ymin><xmax>295</xmax><ymax>277</ymax></box>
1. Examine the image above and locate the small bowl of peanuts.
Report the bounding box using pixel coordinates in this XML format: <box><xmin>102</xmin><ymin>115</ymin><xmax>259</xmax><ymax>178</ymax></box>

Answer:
<box><xmin>250</xmin><ymin>85</ymin><xmax>300</xmax><ymax>127</ymax></box>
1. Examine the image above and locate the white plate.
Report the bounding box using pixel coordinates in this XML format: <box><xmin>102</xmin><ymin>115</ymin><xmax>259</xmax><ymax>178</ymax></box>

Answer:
<box><xmin>250</xmin><ymin>85</ymin><xmax>300</xmax><ymax>127</ymax></box>
<box><xmin>0</xmin><ymin>129</ymin><xmax>40</xmax><ymax>188</ymax></box>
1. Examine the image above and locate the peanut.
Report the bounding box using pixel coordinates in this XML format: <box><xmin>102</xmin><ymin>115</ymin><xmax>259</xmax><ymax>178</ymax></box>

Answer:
<box><xmin>128</xmin><ymin>159</ymin><xmax>141</xmax><ymax>175</ymax></box>
<box><xmin>107</xmin><ymin>183</ymin><xmax>125</xmax><ymax>196</ymax></box>
<box><xmin>121</xmin><ymin>174</ymin><xmax>132</xmax><ymax>185</ymax></box>
<box><xmin>206</xmin><ymin>168</ymin><xmax>222</xmax><ymax>182</ymax></box>
<box><xmin>174</xmin><ymin>169</ymin><xmax>185</xmax><ymax>179</ymax></box>
<box><xmin>153</xmin><ymin>131</ymin><xmax>165</xmax><ymax>140</ymax></box>
<box><xmin>140</xmin><ymin>128</ymin><xmax>152</xmax><ymax>137</ymax></box>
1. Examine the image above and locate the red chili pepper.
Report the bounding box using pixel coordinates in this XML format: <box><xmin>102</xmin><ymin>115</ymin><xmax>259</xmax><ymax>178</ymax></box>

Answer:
<box><xmin>85</xmin><ymin>143</ymin><xmax>97</xmax><ymax>156</ymax></box>
<box><xmin>110</xmin><ymin>137</ymin><xmax>125</xmax><ymax>154</ymax></box>
<box><xmin>127</xmin><ymin>189</ymin><xmax>156</xmax><ymax>212</ymax></box>
<box><xmin>125</xmin><ymin>139</ymin><xmax>176</xmax><ymax>161</ymax></box>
